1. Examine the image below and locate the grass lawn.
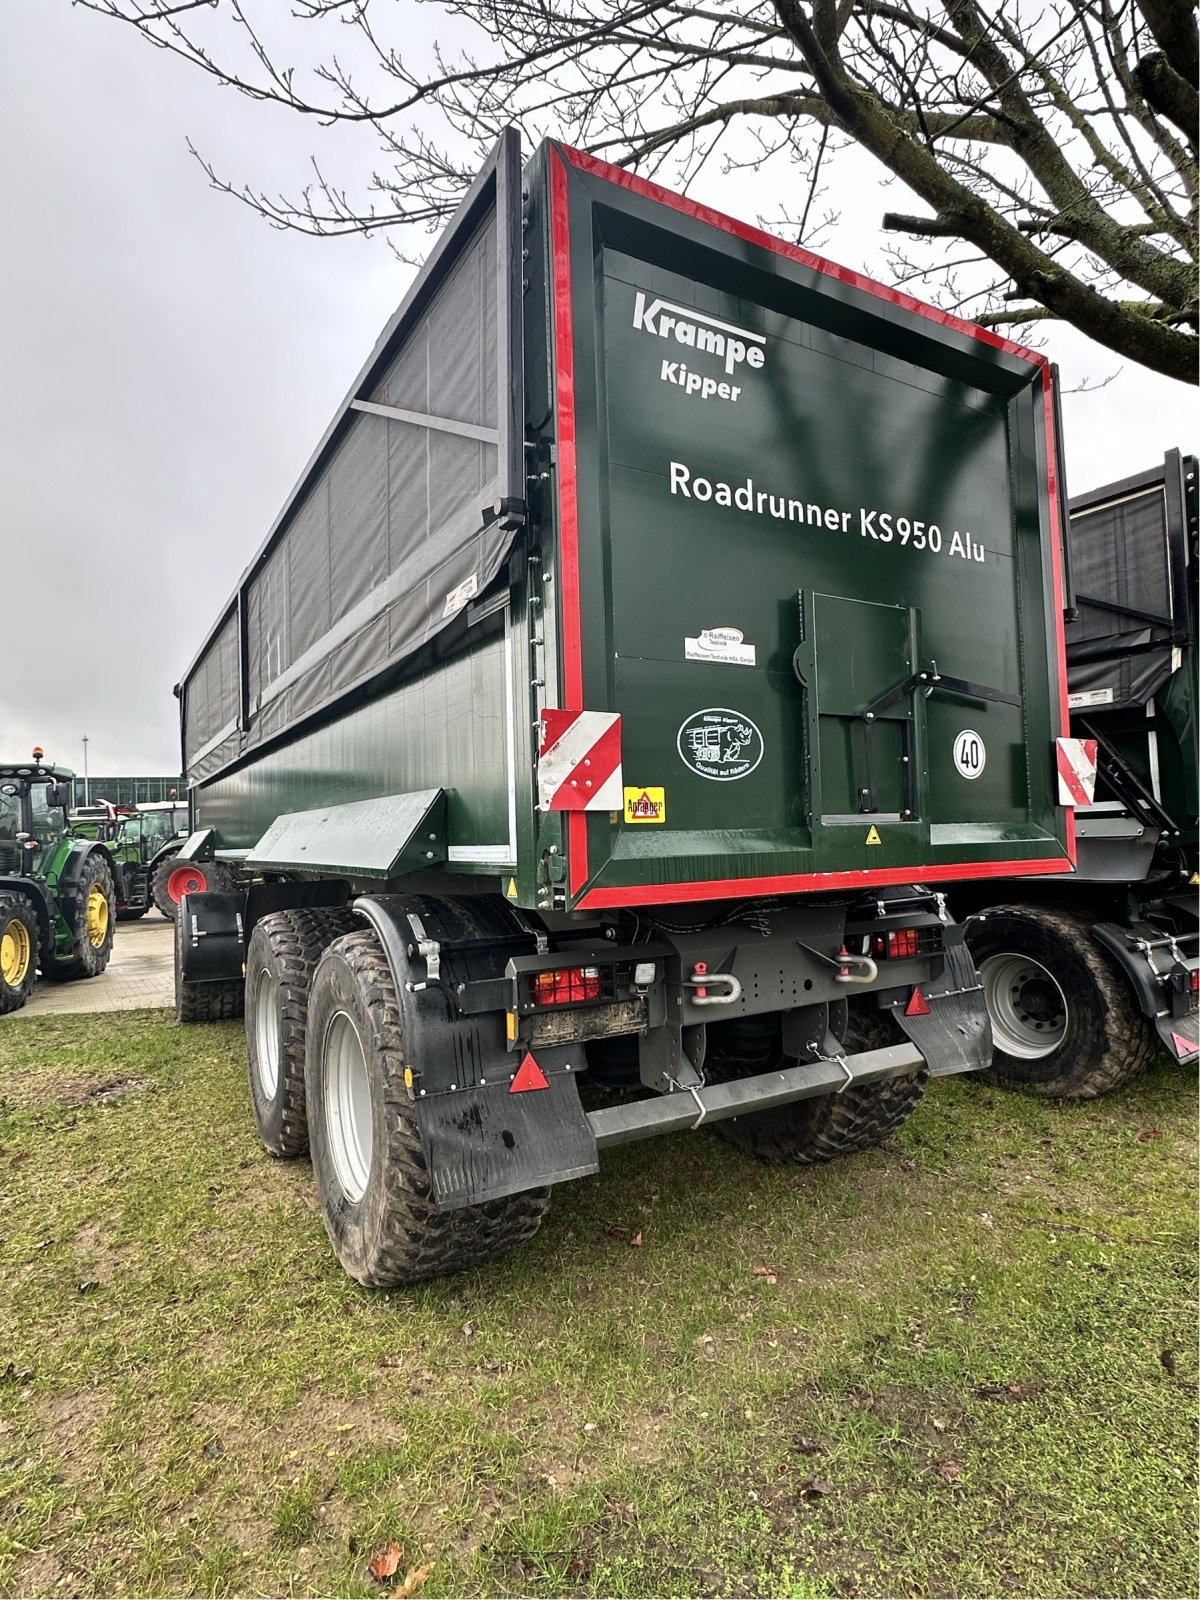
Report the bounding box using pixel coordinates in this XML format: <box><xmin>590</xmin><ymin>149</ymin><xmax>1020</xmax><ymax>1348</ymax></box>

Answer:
<box><xmin>0</xmin><ymin>1009</ymin><xmax>1195</xmax><ymax>1599</ymax></box>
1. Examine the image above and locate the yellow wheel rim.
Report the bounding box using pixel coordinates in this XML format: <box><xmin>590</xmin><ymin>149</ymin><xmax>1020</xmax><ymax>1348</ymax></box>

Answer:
<box><xmin>1</xmin><ymin>917</ymin><xmax>32</xmax><ymax>987</ymax></box>
<box><xmin>86</xmin><ymin>884</ymin><xmax>110</xmax><ymax>948</ymax></box>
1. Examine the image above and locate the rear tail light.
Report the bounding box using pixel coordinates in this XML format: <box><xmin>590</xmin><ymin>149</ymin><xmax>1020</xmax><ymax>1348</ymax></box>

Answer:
<box><xmin>887</xmin><ymin>928</ymin><xmax>919</xmax><ymax>959</ymax></box>
<box><xmin>530</xmin><ymin>966</ymin><xmax>602</xmax><ymax>1006</ymax></box>
<box><xmin>1191</xmin><ymin>970</ymin><xmax>1199</xmax><ymax>994</ymax></box>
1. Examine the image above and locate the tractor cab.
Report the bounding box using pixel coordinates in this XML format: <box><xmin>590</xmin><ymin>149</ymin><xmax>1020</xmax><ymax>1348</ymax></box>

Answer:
<box><xmin>0</xmin><ymin>756</ymin><xmax>73</xmax><ymax>875</ymax></box>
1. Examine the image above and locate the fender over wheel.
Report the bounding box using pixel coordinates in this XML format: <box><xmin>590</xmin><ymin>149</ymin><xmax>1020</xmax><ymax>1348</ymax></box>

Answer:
<box><xmin>47</xmin><ymin>855</ymin><xmax>115</xmax><ymax>981</ymax></box>
<box><xmin>174</xmin><ymin>909</ymin><xmax>244</xmax><ymax>1024</ymax></box>
<box><xmin>964</xmin><ymin>903</ymin><xmax>1155</xmax><ymax>1098</ymax></box>
<box><xmin>304</xmin><ymin>927</ymin><xmax>550</xmax><ymax>1287</ymax></box>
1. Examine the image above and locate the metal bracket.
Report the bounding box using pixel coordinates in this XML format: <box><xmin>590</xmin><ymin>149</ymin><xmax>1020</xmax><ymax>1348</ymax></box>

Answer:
<box><xmin>406</xmin><ymin>912</ymin><xmax>441</xmax><ymax>988</ymax></box>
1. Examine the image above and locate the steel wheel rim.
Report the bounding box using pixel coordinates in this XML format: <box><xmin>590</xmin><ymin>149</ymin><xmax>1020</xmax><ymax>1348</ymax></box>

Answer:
<box><xmin>167</xmin><ymin>865</ymin><xmax>205</xmax><ymax>903</ymax></box>
<box><xmin>86</xmin><ymin>884</ymin><xmax>109</xmax><ymax>948</ymax></box>
<box><xmin>252</xmin><ymin>967</ymin><xmax>282</xmax><ymax>1097</ymax></box>
<box><xmin>1</xmin><ymin>919</ymin><xmax>31</xmax><ymax>986</ymax></box>
<box><xmin>324</xmin><ymin>1009</ymin><xmax>373</xmax><ymax>1202</ymax></box>
<box><xmin>980</xmin><ymin>952</ymin><xmax>1068</xmax><ymax>1059</ymax></box>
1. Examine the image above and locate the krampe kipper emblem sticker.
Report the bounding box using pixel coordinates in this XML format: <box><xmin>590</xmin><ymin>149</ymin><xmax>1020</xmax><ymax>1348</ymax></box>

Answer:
<box><xmin>677</xmin><ymin>708</ymin><xmax>764</xmax><ymax>781</ymax></box>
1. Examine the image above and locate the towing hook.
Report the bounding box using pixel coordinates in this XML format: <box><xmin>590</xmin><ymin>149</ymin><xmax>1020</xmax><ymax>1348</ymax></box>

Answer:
<box><xmin>834</xmin><ymin>946</ymin><xmax>878</xmax><ymax>985</ymax></box>
<box><xmin>684</xmin><ymin>968</ymin><xmax>743</xmax><ymax>1007</ymax></box>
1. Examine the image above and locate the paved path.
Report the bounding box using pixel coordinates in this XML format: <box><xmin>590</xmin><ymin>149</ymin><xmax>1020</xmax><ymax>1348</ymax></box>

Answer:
<box><xmin>14</xmin><ymin>915</ymin><xmax>176</xmax><ymax>1017</ymax></box>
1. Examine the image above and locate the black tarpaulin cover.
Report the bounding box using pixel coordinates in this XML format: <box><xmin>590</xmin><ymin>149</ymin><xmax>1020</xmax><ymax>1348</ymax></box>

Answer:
<box><xmin>182</xmin><ymin>135</ymin><xmax>521</xmax><ymax>784</ymax></box>
<box><xmin>1065</xmin><ymin>480</ymin><xmax>1177</xmax><ymax>712</ymax></box>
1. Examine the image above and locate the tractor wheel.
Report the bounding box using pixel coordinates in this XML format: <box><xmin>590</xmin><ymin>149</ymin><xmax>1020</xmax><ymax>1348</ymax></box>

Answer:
<box><xmin>305</xmin><ymin>928</ymin><xmax>550</xmax><ymax>1287</ymax></box>
<box><xmin>246</xmin><ymin>906</ymin><xmax>361</xmax><ymax>1159</ymax></box>
<box><xmin>47</xmin><ymin>855</ymin><xmax>116</xmax><ymax>981</ymax></box>
<box><xmin>0</xmin><ymin>893</ymin><xmax>39</xmax><ymax>1015</ymax></box>
<box><xmin>708</xmin><ymin>1007</ymin><xmax>926</xmax><ymax>1165</ymax></box>
<box><xmin>174</xmin><ymin>909</ymin><xmax>244</xmax><ymax>1025</ymax></box>
<box><xmin>153</xmin><ymin>856</ymin><xmax>235</xmax><ymax>922</ymax></box>
<box><xmin>965</xmin><ymin>903</ymin><xmax>1155</xmax><ymax>1098</ymax></box>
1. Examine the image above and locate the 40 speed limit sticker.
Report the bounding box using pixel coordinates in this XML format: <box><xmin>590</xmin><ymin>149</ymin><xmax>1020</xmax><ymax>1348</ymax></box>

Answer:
<box><xmin>953</xmin><ymin>729</ymin><xmax>987</xmax><ymax>780</ymax></box>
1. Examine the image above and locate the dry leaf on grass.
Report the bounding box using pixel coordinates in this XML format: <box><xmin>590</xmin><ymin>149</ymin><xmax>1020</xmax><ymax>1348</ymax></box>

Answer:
<box><xmin>752</xmin><ymin>1263</ymin><xmax>779</xmax><ymax>1284</ymax></box>
<box><xmin>935</xmin><ymin>1458</ymin><xmax>964</xmax><ymax>1482</ymax></box>
<box><xmin>392</xmin><ymin>1563</ymin><xmax>434</xmax><ymax>1598</ymax></box>
<box><xmin>368</xmin><ymin>1541</ymin><xmax>403</xmax><ymax>1583</ymax></box>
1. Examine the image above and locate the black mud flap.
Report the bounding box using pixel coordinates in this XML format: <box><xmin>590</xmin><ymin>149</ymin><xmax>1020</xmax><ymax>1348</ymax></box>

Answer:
<box><xmin>889</xmin><ymin>934</ymin><xmax>991</xmax><ymax>1077</ymax></box>
<box><xmin>1157</xmin><ymin>1009</ymin><xmax>1199</xmax><ymax>1063</ymax></box>
<box><xmin>413</xmin><ymin>1049</ymin><xmax>599</xmax><ymax>1211</ymax></box>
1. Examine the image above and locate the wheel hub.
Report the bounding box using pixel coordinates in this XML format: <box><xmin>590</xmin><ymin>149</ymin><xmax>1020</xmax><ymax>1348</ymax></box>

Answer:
<box><xmin>1</xmin><ymin>919</ymin><xmax>31</xmax><ymax>986</ymax></box>
<box><xmin>85</xmin><ymin>884</ymin><xmax>109</xmax><ymax>948</ymax></box>
<box><xmin>980</xmin><ymin>952</ymin><xmax>1068</xmax><ymax>1060</ymax></box>
<box><xmin>252</xmin><ymin>967</ymin><xmax>282</xmax><ymax>1097</ymax></box>
<box><xmin>324</xmin><ymin>1009</ymin><xmax>373</xmax><ymax>1203</ymax></box>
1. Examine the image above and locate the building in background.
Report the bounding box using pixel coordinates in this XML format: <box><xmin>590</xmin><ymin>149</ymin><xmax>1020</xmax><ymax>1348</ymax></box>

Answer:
<box><xmin>72</xmin><ymin>775</ymin><xmax>184</xmax><ymax>807</ymax></box>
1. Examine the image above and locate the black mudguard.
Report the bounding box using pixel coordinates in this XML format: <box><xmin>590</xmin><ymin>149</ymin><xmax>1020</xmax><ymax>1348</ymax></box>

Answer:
<box><xmin>355</xmin><ymin>893</ymin><xmax>600</xmax><ymax>1210</ymax></box>
<box><xmin>889</xmin><ymin>931</ymin><xmax>992</xmax><ymax>1076</ymax></box>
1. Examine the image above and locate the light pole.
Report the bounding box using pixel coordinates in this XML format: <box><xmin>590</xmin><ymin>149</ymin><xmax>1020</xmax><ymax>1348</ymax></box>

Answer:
<box><xmin>81</xmin><ymin>735</ymin><xmax>89</xmax><ymax>807</ymax></box>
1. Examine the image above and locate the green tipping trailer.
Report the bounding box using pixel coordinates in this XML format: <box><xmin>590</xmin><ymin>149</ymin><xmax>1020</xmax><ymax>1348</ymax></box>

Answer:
<box><xmin>958</xmin><ymin>450</ymin><xmax>1198</xmax><ymax>1096</ymax></box>
<box><xmin>173</xmin><ymin>133</ymin><xmax>1077</xmax><ymax>1287</ymax></box>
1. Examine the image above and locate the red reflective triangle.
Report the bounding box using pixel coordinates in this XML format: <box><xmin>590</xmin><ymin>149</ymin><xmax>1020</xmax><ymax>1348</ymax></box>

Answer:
<box><xmin>509</xmin><ymin>1052</ymin><xmax>550</xmax><ymax>1093</ymax></box>
<box><xmin>1170</xmin><ymin>1031</ymin><xmax>1197</xmax><ymax>1060</ymax></box>
<box><xmin>905</xmin><ymin>986</ymin><xmax>932</xmax><ymax>1017</ymax></box>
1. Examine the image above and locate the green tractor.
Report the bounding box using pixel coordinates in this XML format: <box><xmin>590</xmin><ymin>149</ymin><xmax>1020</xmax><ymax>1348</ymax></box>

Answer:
<box><xmin>0</xmin><ymin>749</ymin><xmax>117</xmax><ymax>1015</ymax></box>
<box><xmin>108</xmin><ymin>801</ymin><xmax>191</xmax><ymax>920</ymax></box>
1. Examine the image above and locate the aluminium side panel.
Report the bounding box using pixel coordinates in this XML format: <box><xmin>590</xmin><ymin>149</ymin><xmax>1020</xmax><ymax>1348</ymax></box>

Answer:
<box><xmin>531</xmin><ymin>142</ymin><xmax>1072</xmax><ymax>910</ymax></box>
<box><xmin>184</xmin><ymin>132</ymin><xmax>529</xmax><ymax>868</ymax></box>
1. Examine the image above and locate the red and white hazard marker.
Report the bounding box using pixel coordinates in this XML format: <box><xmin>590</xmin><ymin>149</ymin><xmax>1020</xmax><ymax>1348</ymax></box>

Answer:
<box><xmin>1169</xmin><ymin>1029</ymin><xmax>1198</xmax><ymax>1061</ymax></box>
<box><xmin>537</xmin><ymin>709</ymin><xmax>623</xmax><ymax>811</ymax></box>
<box><xmin>1056</xmin><ymin>737</ymin><xmax>1099</xmax><ymax>807</ymax></box>
<box><xmin>510</xmin><ymin>1052</ymin><xmax>550</xmax><ymax>1093</ymax></box>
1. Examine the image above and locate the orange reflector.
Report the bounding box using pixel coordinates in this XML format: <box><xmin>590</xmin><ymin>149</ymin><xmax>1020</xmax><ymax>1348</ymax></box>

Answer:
<box><xmin>905</xmin><ymin>986</ymin><xmax>932</xmax><ymax>1017</ymax></box>
<box><xmin>1170</xmin><ymin>1031</ymin><xmax>1197</xmax><ymax>1059</ymax></box>
<box><xmin>510</xmin><ymin>1052</ymin><xmax>550</xmax><ymax>1093</ymax></box>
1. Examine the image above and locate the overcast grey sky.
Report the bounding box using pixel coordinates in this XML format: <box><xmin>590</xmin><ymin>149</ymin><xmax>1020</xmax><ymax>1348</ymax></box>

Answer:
<box><xmin>1</xmin><ymin>0</ymin><xmax>1192</xmax><ymax>776</ymax></box>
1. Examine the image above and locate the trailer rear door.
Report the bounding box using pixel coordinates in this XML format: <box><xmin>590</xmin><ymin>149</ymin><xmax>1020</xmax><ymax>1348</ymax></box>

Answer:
<box><xmin>538</xmin><ymin>143</ymin><xmax>1072</xmax><ymax>910</ymax></box>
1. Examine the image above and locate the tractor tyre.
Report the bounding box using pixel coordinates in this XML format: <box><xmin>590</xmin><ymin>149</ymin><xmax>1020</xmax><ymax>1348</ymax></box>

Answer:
<box><xmin>708</xmin><ymin>1006</ymin><xmax>926</xmax><ymax>1165</ymax></box>
<box><xmin>174</xmin><ymin>909</ymin><xmax>244</xmax><ymax>1025</ymax></box>
<box><xmin>0</xmin><ymin>893</ymin><xmax>39</xmax><ymax>1015</ymax></box>
<box><xmin>47</xmin><ymin>854</ymin><xmax>116</xmax><ymax>981</ymax></box>
<box><xmin>965</xmin><ymin>903</ymin><xmax>1155</xmax><ymax>1098</ymax></box>
<box><xmin>305</xmin><ymin>928</ymin><xmax>551</xmax><ymax>1287</ymax></box>
<box><xmin>246</xmin><ymin>906</ymin><xmax>361</xmax><ymax>1159</ymax></box>
<box><xmin>154</xmin><ymin>856</ymin><xmax>235</xmax><ymax>922</ymax></box>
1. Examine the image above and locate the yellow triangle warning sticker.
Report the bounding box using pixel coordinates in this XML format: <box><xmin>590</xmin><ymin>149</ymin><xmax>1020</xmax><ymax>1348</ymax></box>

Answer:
<box><xmin>1191</xmin><ymin>872</ymin><xmax>1199</xmax><ymax>886</ymax></box>
<box><xmin>505</xmin><ymin>878</ymin><xmax>518</xmax><ymax>899</ymax></box>
<box><xmin>865</xmin><ymin>825</ymin><xmax>883</xmax><ymax>846</ymax></box>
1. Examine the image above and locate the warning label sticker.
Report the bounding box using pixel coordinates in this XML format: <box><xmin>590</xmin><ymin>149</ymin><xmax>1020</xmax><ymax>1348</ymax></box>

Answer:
<box><xmin>865</xmin><ymin>825</ymin><xmax>883</xmax><ymax>846</ymax></box>
<box><xmin>624</xmin><ymin>787</ymin><xmax>666</xmax><ymax>824</ymax></box>
<box><xmin>1067</xmin><ymin>687</ymin><xmax>1115</xmax><ymax>709</ymax></box>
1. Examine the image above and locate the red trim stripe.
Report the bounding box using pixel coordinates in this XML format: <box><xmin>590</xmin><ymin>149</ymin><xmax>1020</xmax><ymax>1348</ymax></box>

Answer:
<box><xmin>576</xmin><ymin>854</ymin><xmax>1073</xmax><ymax>910</ymax></box>
<box><xmin>549</xmin><ymin>152</ymin><xmax>592</xmax><ymax>897</ymax></box>
<box><xmin>561</xmin><ymin>145</ymin><xmax>1047</xmax><ymax>367</ymax></box>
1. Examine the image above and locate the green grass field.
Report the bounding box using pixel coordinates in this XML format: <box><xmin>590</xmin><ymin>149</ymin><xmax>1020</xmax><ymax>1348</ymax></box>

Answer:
<box><xmin>0</xmin><ymin>1010</ymin><xmax>1195</xmax><ymax>1599</ymax></box>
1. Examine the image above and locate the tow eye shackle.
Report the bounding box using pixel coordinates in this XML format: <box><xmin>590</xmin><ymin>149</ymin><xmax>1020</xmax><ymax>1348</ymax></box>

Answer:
<box><xmin>684</xmin><ymin>961</ymin><xmax>743</xmax><ymax>1007</ymax></box>
<box><xmin>835</xmin><ymin>944</ymin><xmax>878</xmax><ymax>985</ymax></box>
